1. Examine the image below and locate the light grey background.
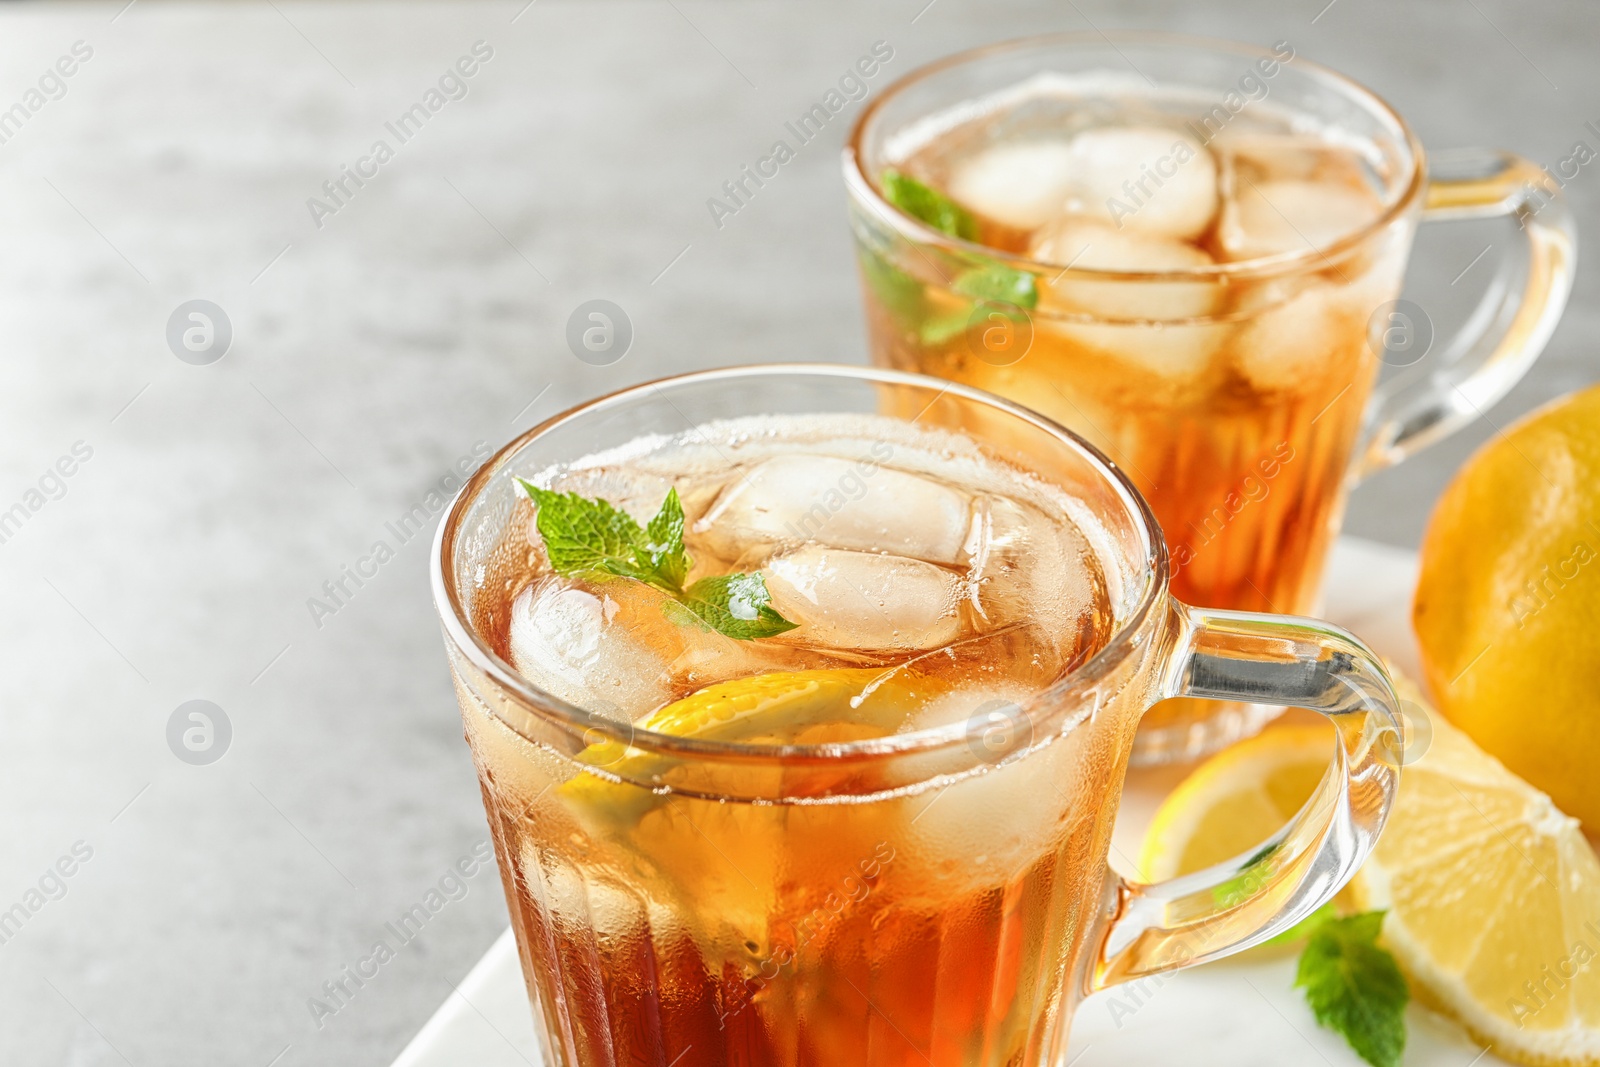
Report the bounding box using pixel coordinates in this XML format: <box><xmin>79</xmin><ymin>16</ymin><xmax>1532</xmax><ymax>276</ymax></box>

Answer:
<box><xmin>0</xmin><ymin>1</ymin><xmax>1589</xmax><ymax>1065</ymax></box>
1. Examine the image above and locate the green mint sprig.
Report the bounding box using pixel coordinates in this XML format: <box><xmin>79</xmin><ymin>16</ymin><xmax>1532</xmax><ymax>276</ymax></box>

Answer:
<box><xmin>881</xmin><ymin>169</ymin><xmax>977</xmax><ymax>240</ymax></box>
<box><xmin>952</xmin><ymin>262</ymin><xmax>1039</xmax><ymax>309</ymax></box>
<box><xmin>876</xmin><ymin>171</ymin><xmax>1038</xmax><ymax>346</ymax></box>
<box><xmin>1295</xmin><ymin>911</ymin><xmax>1409</xmax><ymax>1067</ymax></box>
<box><xmin>518</xmin><ymin>482</ymin><xmax>797</xmax><ymax>641</ymax></box>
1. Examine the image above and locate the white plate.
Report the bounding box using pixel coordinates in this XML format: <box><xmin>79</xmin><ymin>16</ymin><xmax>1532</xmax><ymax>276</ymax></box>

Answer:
<box><xmin>394</xmin><ymin>538</ymin><xmax>1504</xmax><ymax>1067</ymax></box>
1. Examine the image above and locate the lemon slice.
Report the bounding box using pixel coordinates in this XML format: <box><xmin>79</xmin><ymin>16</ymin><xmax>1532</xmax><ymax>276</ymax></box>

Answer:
<box><xmin>1141</xmin><ymin>679</ymin><xmax>1600</xmax><ymax>1066</ymax></box>
<box><xmin>1139</xmin><ymin>723</ymin><xmax>1330</xmax><ymax>881</ymax></box>
<box><xmin>561</xmin><ymin>668</ymin><xmax>938</xmax><ymax>824</ymax></box>
<box><xmin>1349</xmin><ymin>681</ymin><xmax>1600</xmax><ymax>1066</ymax></box>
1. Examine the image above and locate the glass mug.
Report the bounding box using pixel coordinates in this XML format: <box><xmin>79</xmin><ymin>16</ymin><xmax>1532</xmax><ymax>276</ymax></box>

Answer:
<box><xmin>432</xmin><ymin>365</ymin><xmax>1403</xmax><ymax>1067</ymax></box>
<box><xmin>844</xmin><ymin>33</ymin><xmax>1575</xmax><ymax>764</ymax></box>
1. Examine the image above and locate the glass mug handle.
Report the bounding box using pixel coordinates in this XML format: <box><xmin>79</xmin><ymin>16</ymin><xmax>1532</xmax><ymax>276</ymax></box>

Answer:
<box><xmin>1350</xmin><ymin>148</ymin><xmax>1577</xmax><ymax>481</ymax></box>
<box><xmin>1090</xmin><ymin>605</ymin><xmax>1402</xmax><ymax>988</ymax></box>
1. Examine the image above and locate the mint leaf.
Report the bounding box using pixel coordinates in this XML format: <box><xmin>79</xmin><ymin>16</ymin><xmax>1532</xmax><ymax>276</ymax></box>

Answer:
<box><xmin>952</xmin><ymin>263</ymin><xmax>1038</xmax><ymax>309</ymax></box>
<box><xmin>915</xmin><ymin>283</ymin><xmax>1035</xmax><ymax>348</ymax></box>
<box><xmin>676</xmin><ymin>573</ymin><xmax>798</xmax><ymax>640</ymax></box>
<box><xmin>919</xmin><ymin>308</ymin><xmax>974</xmax><ymax>347</ymax></box>
<box><xmin>641</xmin><ymin>487</ymin><xmax>688</xmax><ymax>590</ymax></box>
<box><xmin>881</xmin><ymin>169</ymin><xmax>977</xmax><ymax>241</ymax></box>
<box><xmin>518</xmin><ymin>481</ymin><xmax>795</xmax><ymax>641</ymax></box>
<box><xmin>519</xmin><ymin>483</ymin><xmax>648</xmax><ymax>577</ymax></box>
<box><xmin>1295</xmin><ymin>911</ymin><xmax>1408</xmax><ymax>1067</ymax></box>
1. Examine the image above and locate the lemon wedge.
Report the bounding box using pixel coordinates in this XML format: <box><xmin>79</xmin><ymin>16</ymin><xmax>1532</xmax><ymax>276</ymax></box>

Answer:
<box><xmin>1349</xmin><ymin>683</ymin><xmax>1600</xmax><ymax>1066</ymax></box>
<box><xmin>560</xmin><ymin>668</ymin><xmax>938</xmax><ymax>823</ymax></box>
<box><xmin>1141</xmin><ymin>679</ymin><xmax>1600</xmax><ymax>1066</ymax></box>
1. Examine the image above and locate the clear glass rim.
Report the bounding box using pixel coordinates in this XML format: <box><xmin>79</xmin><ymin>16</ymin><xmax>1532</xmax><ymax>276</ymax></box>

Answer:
<box><xmin>843</xmin><ymin>30</ymin><xmax>1428</xmax><ymax>281</ymax></box>
<box><xmin>430</xmin><ymin>363</ymin><xmax>1168</xmax><ymax>766</ymax></box>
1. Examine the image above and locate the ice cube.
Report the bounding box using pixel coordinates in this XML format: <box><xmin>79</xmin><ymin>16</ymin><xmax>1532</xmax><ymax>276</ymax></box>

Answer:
<box><xmin>1032</xmin><ymin>220</ymin><xmax>1225</xmax><ymax>381</ymax></box>
<box><xmin>946</xmin><ymin>139</ymin><xmax>1079</xmax><ymax>230</ymax></box>
<box><xmin>1032</xmin><ymin>219</ymin><xmax>1220</xmax><ymax>320</ymax></box>
<box><xmin>1218</xmin><ymin>178</ymin><xmax>1382</xmax><ymax>261</ymax></box>
<box><xmin>761</xmin><ymin>545</ymin><xmax>963</xmax><ymax>652</ymax></box>
<box><xmin>1062</xmin><ymin>126</ymin><xmax>1219</xmax><ymax>240</ymax></box>
<box><xmin>692</xmin><ymin>455</ymin><xmax>973</xmax><ymax>566</ymax></box>
<box><xmin>1044</xmin><ymin>317</ymin><xmax>1227</xmax><ymax>385</ymax></box>
<box><xmin>898</xmin><ymin>689</ymin><xmax>1077</xmax><ymax>888</ymax></box>
<box><xmin>509</xmin><ymin>573</ymin><xmax>815</xmax><ymax>717</ymax></box>
<box><xmin>507</xmin><ymin>578</ymin><xmax>673</xmax><ymax>718</ymax></box>
<box><xmin>1232</xmin><ymin>281</ymin><xmax>1365</xmax><ymax>393</ymax></box>
<box><xmin>959</xmin><ymin>495</ymin><xmax>1110</xmax><ymax>684</ymax></box>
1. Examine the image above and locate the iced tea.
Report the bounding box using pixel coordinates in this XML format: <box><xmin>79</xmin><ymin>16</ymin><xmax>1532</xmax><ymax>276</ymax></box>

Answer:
<box><xmin>452</xmin><ymin>412</ymin><xmax>1136</xmax><ymax>1067</ymax></box>
<box><xmin>434</xmin><ymin>368</ymin><xmax>1408</xmax><ymax>1067</ymax></box>
<box><xmin>848</xmin><ymin>51</ymin><xmax>1415</xmax><ymax>755</ymax></box>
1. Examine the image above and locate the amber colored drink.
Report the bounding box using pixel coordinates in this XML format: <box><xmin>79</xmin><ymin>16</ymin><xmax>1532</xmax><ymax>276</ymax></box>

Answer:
<box><xmin>433</xmin><ymin>368</ymin><xmax>1406</xmax><ymax>1067</ymax></box>
<box><xmin>845</xmin><ymin>45</ymin><xmax>1428</xmax><ymax>759</ymax></box>
<box><xmin>858</xmin><ymin>97</ymin><xmax>1402</xmax><ymax>616</ymax></box>
<box><xmin>460</xmin><ymin>700</ymin><xmax>1123</xmax><ymax>1067</ymax></box>
<box><xmin>453</xmin><ymin>413</ymin><xmax>1127</xmax><ymax>1066</ymax></box>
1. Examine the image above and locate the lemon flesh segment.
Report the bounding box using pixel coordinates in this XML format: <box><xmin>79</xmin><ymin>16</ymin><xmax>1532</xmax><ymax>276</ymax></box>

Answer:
<box><xmin>1350</xmin><ymin>686</ymin><xmax>1600</xmax><ymax>1067</ymax></box>
<box><xmin>1140</xmin><ymin>684</ymin><xmax>1600</xmax><ymax>1067</ymax></box>
<box><xmin>560</xmin><ymin>668</ymin><xmax>937</xmax><ymax>824</ymax></box>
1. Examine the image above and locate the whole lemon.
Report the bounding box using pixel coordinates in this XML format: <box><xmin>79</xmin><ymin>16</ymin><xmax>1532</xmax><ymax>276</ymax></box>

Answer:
<box><xmin>1414</xmin><ymin>383</ymin><xmax>1600</xmax><ymax>833</ymax></box>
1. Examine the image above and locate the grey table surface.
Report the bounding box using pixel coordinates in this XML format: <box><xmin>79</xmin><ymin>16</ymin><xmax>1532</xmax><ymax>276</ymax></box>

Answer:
<box><xmin>0</xmin><ymin>1</ymin><xmax>1591</xmax><ymax>1064</ymax></box>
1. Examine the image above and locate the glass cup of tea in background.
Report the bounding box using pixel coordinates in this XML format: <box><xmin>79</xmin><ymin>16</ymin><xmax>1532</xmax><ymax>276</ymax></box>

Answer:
<box><xmin>843</xmin><ymin>32</ymin><xmax>1574</xmax><ymax>764</ymax></box>
<box><xmin>432</xmin><ymin>364</ymin><xmax>1404</xmax><ymax>1067</ymax></box>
